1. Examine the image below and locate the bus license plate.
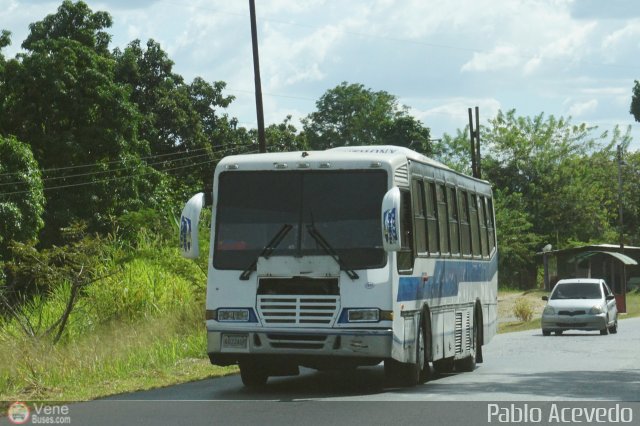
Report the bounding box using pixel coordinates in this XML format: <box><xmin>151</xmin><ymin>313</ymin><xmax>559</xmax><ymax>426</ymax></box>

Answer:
<box><xmin>222</xmin><ymin>334</ymin><xmax>248</xmax><ymax>349</ymax></box>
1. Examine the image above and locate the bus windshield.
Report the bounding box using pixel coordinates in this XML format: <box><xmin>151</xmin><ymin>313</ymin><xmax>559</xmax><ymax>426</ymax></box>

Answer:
<box><xmin>214</xmin><ymin>170</ymin><xmax>388</xmax><ymax>271</ymax></box>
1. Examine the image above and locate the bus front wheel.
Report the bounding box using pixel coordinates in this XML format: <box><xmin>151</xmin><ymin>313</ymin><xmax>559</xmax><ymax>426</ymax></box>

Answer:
<box><xmin>384</xmin><ymin>318</ymin><xmax>426</xmax><ymax>387</ymax></box>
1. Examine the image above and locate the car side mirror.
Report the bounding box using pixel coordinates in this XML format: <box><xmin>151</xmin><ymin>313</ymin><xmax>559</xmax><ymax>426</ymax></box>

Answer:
<box><xmin>542</xmin><ymin>296</ymin><xmax>548</xmax><ymax>301</ymax></box>
<box><xmin>606</xmin><ymin>295</ymin><xmax>615</xmax><ymax>301</ymax></box>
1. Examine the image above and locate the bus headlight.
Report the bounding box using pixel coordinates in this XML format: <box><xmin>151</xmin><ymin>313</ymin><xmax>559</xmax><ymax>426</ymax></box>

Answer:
<box><xmin>348</xmin><ymin>309</ymin><xmax>379</xmax><ymax>322</ymax></box>
<box><xmin>216</xmin><ymin>308</ymin><xmax>250</xmax><ymax>322</ymax></box>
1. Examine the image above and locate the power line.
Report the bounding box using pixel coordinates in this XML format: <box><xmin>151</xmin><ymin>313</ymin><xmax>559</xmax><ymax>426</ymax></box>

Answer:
<box><xmin>0</xmin><ymin>147</ymin><xmax>259</xmax><ymax>197</ymax></box>
<box><xmin>0</xmin><ymin>143</ymin><xmax>252</xmax><ymax>187</ymax></box>
<box><xmin>0</xmin><ymin>146</ymin><xmax>213</xmax><ymax>178</ymax></box>
<box><xmin>0</xmin><ymin>143</ymin><xmax>253</xmax><ymax>180</ymax></box>
<box><xmin>0</xmin><ymin>152</ymin><xmax>211</xmax><ymax>187</ymax></box>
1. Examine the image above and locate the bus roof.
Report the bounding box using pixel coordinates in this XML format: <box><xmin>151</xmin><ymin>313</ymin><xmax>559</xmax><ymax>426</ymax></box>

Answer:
<box><xmin>217</xmin><ymin>145</ymin><xmax>448</xmax><ymax>170</ymax></box>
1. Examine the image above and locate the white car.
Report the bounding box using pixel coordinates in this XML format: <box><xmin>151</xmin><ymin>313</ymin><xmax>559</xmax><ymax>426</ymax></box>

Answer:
<box><xmin>541</xmin><ymin>278</ymin><xmax>618</xmax><ymax>336</ymax></box>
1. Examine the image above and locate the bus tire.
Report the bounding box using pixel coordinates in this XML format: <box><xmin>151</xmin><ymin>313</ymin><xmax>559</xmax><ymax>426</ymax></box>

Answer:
<box><xmin>239</xmin><ymin>360</ymin><xmax>268</xmax><ymax>387</ymax></box>
<box><xmin>418</xmin><ymin>312</ymin><xmax>431</xmax><ymax>383</ymax></box>
<box><xmin>384</xmin><ymin>317</ymin><xmax>423</xmax><ymax>387</ymax></box>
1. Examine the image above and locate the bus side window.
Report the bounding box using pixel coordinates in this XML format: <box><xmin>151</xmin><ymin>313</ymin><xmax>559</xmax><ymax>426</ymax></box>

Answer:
<box><xmin>447</xmin><ymin>186</ymin><xmax>460</xmax><ymax>256</ymax></box>
<box><xmin>459</xmin><ymin>189</ymin><xmax>471</xmax><ymax>256</ymax></box>
<box><xmin>397</xmin><ymin>190</ymin><xmax>414</xmax><ymax>274</ymax></box>
<box><xmin>469</xmin><ymin>193</ymin><xmax>481</xmax><ymax>257</ymax></box>
<box><xmin>412</xmin><ymin>179</ymin><xmax>427</xmax><ymax>255</ymax></box>
<box><xmin>426</xmin><ymin>181</ymin><xmax>439</xmax><ymax>256</ymax></box>
<box><xmin>478</xmin><ymin>196</ymin><xmax>489</xmax><ymax>258</ymax></box>
<box><xmin>436</xmin><ymin>183</ymin><xmax>449</xmax><ymax>255</ymax></box>
<box><xmin>485</xmin><ymin>197</ymin><xmax>496</xmax><ymax>253</ymax></box>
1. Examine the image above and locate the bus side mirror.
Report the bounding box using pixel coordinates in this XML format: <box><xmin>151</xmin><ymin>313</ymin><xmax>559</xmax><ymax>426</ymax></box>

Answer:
<box><xmin>542</xmin><ymin>296</ymin><xmax>548</xmax><ymax>301</ymax></box>
<box><xmin>180</xmin><ymin>192</ymin><xmax>205</xmax><ymax>259</ymax></box>
<box><xmin>381</xmin><ymin>187</ymin><xmax>401</xmax><ymax>252</ymax></box>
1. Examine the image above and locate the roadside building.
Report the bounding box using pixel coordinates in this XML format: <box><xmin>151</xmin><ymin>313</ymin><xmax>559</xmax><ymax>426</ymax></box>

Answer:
<box><xmin>537</xmin><ymin>244</ymin><xmax>640</xmax><ymax>313</ymax></box>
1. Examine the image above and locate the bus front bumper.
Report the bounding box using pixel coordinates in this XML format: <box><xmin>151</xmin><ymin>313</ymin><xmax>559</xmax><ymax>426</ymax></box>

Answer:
<box><xmin>207</xmin><ymin>328</ymin><xmax>393</xmax><ymax>363</ymax></box>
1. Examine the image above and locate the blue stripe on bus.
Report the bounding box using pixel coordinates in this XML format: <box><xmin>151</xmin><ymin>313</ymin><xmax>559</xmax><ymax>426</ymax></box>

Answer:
<box><xmin>397</xmin><ymin>255</ymin><xmax>498</xmax><ymax>302</ymax></box>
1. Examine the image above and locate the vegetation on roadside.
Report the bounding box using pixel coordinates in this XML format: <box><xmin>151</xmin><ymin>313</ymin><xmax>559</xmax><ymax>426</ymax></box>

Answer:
<box><xmin>0</xmin><ymin>211</ymin><xmax>237</xmax><ymax>402</ymax></box>
<box><xmin>512</xmin><ymin>298</ymin><xmax>535</xmax><ymax>322</ymax></box>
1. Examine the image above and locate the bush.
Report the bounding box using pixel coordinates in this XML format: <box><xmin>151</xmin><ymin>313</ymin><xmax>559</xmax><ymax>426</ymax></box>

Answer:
<box><xmin>513</xmin><ymin>298</ymin><xmax>534</xmax><ymax>322</ymax></box>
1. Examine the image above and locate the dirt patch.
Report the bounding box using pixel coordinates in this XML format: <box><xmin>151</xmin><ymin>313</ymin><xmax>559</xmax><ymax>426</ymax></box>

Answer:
<box><xmin>498</xmin><ymin>290</ymin><xmax>547</xmax><ymax>323</ymax></box>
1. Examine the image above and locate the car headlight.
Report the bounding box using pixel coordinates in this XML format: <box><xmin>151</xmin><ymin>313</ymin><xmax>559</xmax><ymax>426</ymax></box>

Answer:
<box><xmin>543</xmin><ymin>305</ymin><xmax>555</xmax><ymax>315</ymax></box>
<box><xmin>589</xmin><ymin>305</ymin><xmax>605</xmax><ymax>315</ymax></box>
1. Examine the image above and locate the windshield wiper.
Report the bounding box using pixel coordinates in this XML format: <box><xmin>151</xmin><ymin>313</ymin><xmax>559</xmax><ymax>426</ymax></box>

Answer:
<box><xmin>306</xmin><ymin>224</ymin><xmax>359</xmax><ymax>280</ymax></box>
<box><xmin>239</xmin><ymin>224</ymin><xmax>293</xmax><ymax>280</ymax></box>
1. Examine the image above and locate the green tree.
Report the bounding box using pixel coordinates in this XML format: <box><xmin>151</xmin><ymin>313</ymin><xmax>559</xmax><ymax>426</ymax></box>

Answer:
<box><xmin>432</xmin><ymin>128</ymin><xmax>473</xmax><ymax>174</ymax></box>
<box><xmin>251</xmin><ymin>115</ymin><xmax>307</xmax><ymax>153</ymax></box>
<box><xmin>494</xmin><ymin>190</ymin><xmax>541</xmax><ymax>288</ymax></box>
<box><xmin>631</xmin><ymin>80</ymin><xmax>640</xmax><ymax>122</ymax></box>
<box><xmin>481</xmin><ymin>110</ymin><xmax>614</xmax><ymax>246</ymax></box>
<box><xmin>302</xmin><ymin>82</ymin><xmax>432</xmax><ymax>153</ymax></box>
<box><xmin>0</xmin><ymin>136</ymin><xmax>45</xmax><ymax>255</ymax></box>
<box><xmin>0</xmin><ymin>1</ymin><xmax>160</xmax><ymax>242</ymax></box>
<box><xmin>113</xmin><ymin>38</ymin><xmax>237</xmax><ymax>191</ymax></box>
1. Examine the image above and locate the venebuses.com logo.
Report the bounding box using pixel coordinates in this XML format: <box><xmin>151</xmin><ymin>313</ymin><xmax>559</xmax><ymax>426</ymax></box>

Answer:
<box><xmin>7</xmin><ymin>401</ymin><xmax>30</xmax><ymax>424</ymax></box>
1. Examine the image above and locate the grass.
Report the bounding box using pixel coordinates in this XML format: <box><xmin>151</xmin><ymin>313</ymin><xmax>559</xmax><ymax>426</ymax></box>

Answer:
<box><xmin>0</xmin><ymin>305</ymin><xmax>236</xmax><ymax>402</ymax></box>
<box><xmin>0</xmin><ymin>226</ymin><xmax>236</xmax><ymax>406</ymax></box>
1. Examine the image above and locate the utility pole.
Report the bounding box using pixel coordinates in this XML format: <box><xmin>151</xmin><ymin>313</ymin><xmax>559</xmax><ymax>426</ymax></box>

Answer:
<box><xmin>617</xmin><ymin>144</ymin><xmax>624</xmax><ymax>250</ymax></box>
<box><xmin>468</xmin><ymin>107</ymin><xmax>481</xmax><ymax>179</ymax></box>
<box><xmin>249</xmin><ymin>0</ymin><xmax>266</xmax><ymax>153</ymax></box>
<box><xmin>617</xmin><ymin>144</ymin><xmax>627</xmax><ymax>313</ymax></box>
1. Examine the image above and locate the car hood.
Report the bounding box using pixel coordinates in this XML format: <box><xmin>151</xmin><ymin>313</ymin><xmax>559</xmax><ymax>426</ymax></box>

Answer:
<box><xmin>546</xmin><ymin>299</ymin><xmax>604</xmax><ymax>310</ymax></box>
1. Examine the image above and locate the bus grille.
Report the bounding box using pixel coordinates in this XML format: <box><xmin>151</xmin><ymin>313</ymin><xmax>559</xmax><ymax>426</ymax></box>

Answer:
<box><xmin>266</xmin><ymin>334</ymin><xmax>328</xmax><ymax>350</ymax></box>
<box><xmin>257</xmin><ymin>295</ymin><xmax>339</xmax><ymax>327</ymax></box>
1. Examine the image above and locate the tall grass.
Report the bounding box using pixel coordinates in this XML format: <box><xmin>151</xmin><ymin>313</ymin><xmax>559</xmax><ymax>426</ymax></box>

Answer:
<box><xmin>0</xmin><ymin>217</ymin><xmax>232</xmax><ymax>402</ymax></box>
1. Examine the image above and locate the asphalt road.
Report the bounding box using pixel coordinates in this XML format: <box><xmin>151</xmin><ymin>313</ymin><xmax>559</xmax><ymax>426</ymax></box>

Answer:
<box><xmin>102</xmin><ymin>317</ymin><xmax>640</xmax><ymax>402</ymax></box>
<box><xmin>4</xmin><ymin>318</ymin><xmax>639</xmax><ymax>425</ymax></box>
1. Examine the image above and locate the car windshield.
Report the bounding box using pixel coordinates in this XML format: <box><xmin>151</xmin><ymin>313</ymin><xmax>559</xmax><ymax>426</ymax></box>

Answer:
<box><xmin>213</xmin><ymin>169</ymin><xmax>387</xmax><ymax>271</ymax></box>
<box><xmin>550</xmin><ymin>283</ymin><xmax>602</xmax><ymax>300</ymax></box>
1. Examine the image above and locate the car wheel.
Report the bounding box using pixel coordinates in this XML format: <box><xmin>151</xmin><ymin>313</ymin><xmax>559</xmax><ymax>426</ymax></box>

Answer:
<box><xmin>555</xmin><ymin>330</ymin><xmax>563</xmax><ymax>336</ymax></box>
<box><xmin>542</xmin><ymin>330</ymin><xmax>551</xmax><ymax>336</ymax></box>
<box><xmin>600</xmin><ymin>315</ymin><xmax>610</xmax><ymax>335</ymax></box>
<box><xmin>609</xmin><ymin>316</ymin><xmax>618</xmax><ymax>334</ymax></box>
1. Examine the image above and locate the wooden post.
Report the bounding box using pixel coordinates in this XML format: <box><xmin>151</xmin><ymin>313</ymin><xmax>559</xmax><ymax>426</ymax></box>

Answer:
<box><xmin>475</xmin><ymin>106</ymin><xmax>481</xmax><ymax>179</ymax></box>
<box><xmin>468</xmin><ymin>108</ymin><xmax>477</xmax><ymax>178</ymax></box>
<box><xmin>249</xmin><ymin>0</ymin><xmax>266</xmax><ymax>153</ymax></box>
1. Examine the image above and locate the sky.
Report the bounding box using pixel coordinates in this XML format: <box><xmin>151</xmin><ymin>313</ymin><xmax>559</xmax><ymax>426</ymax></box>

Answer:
<box><xmin>2</xmin><ymin>0</ymin><xmax>640</xmax><ymax>150</ymax></box>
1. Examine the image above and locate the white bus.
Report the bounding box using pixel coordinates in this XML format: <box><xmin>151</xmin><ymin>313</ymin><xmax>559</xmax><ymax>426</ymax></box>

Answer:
<box><xmin>180</xmin><ymin>145</ymin><xmax>497</xmax><ymax>387</ymax></box>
